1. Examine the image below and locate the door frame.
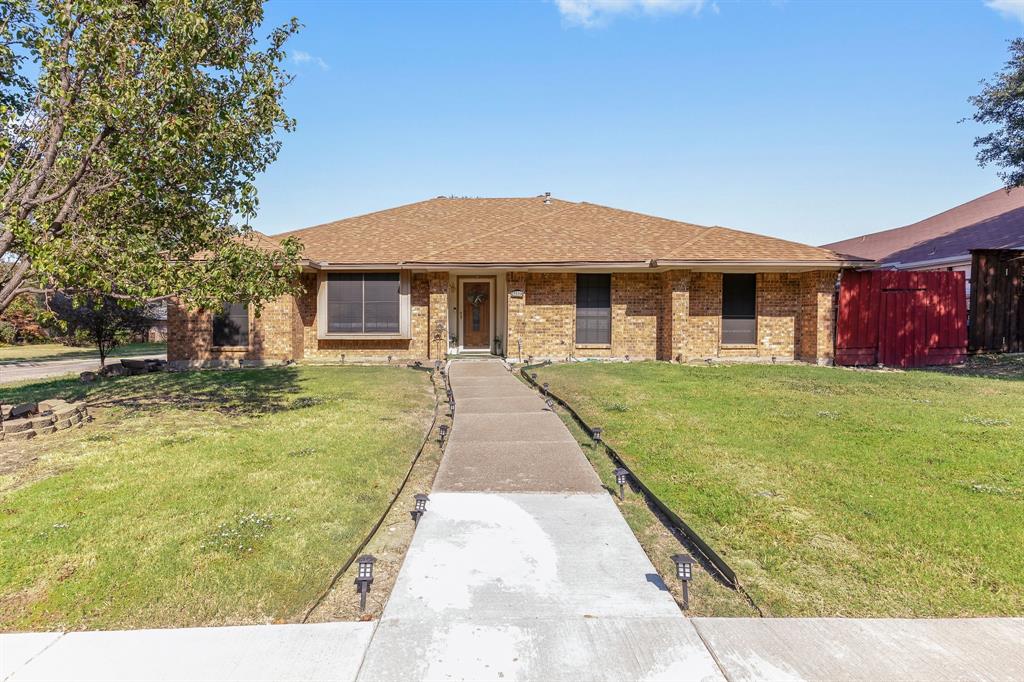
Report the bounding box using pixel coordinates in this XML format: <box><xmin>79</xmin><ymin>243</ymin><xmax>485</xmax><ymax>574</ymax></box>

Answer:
<box><xmin>457</xmin><ymin>276</ymin><xmax>496</xmax><ymax>353</ymax></box>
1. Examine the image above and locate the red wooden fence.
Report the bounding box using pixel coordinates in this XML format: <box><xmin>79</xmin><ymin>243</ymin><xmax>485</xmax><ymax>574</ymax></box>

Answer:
<box><xmin>836</xmin><ymin>270</ymin><xmax>967</xmax><ymax>368</ymax></box>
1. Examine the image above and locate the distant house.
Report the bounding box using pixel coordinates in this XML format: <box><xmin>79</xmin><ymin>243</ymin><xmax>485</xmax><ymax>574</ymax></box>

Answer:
<box><xmin>167</xmin><ymin>195</ymin><xmax>864</xmax><ymax>367</ymax></box>
<box><xmin>824</xmin><ymin>188</ymin><xmax>1024</xmax><ymax>285</ymax></box>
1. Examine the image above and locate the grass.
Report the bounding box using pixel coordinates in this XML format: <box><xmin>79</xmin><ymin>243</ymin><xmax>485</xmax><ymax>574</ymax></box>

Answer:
<box><xmin>0</xmin><ymin>365</ymin><xmax>434</xmax><ymax>631</ymax></box>
<box><xmin>0</xmin><ymin>342</ymin><xmax>166</xmax><ymax>364</ymax></box>
<box><xmin>534</xmin><ymin>361</ymin><xmax>1024</xmax><ymax>617</ymax></box>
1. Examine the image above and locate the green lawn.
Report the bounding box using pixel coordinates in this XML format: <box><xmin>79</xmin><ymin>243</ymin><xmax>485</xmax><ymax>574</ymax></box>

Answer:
<box><xmin>0</xmin><ymin>342</ymin><xmax>166</xmax><ymax>364</ymax></box>
<box><xmin>0</xmin><ymin>365</ymin><xmax>433</xmax><ymax>631</ymax></box>
<box><xmin>534</xmin><ymin>362</ymin><xmax>1024</xmax><ymax>617</ymax></box>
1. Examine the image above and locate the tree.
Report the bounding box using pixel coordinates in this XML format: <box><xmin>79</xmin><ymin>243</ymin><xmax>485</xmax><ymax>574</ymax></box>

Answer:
<box><xmin>0</xmin><ymin>0</ymin><xmax>303</xmax><ymax>318</ymax></box>
<box><xmin>970</xmin><ymin>38</ymin><xmax>1024</xmax><ymax>189</ymax></box>
<box><xmin>50</xmin><ymin>293</ymin><xmax>149</xmax><ymax>367</ymax></box>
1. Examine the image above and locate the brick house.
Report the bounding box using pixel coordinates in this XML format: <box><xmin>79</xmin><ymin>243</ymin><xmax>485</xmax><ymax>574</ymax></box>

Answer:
<box><xmin>168</xmin><ymin>196</ymin><xmax>865</xmax><ymax>367</ymax></box>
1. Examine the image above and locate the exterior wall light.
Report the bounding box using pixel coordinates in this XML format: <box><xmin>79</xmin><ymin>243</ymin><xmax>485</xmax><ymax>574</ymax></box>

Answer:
<box><xmin>355</xmin><ymin>554</ymin><xmax>376</xmax><ymax>611</ymax></box>
<box><xmin>411</xmin><ymin>493</ymin><xmax>430</xmax><ymax>526</ymax></box>
<box><xmin>438</xmin><ymin>424</ymin><xmax>449</xmax><ymax>444</ymax></box>
<box><xmin>614</xmin><ymin>467</ymin><xmax>629</xmax><ymax>500</ymax></box>
<box><xmin>592</xmin><ymin>427</ymin><xmax>603</xmax><ymax>444</ymax></box>
<box><xmin>671</xmin><ymin>553</ymin><xmax>694</xmax><ymax>610</ymax></box>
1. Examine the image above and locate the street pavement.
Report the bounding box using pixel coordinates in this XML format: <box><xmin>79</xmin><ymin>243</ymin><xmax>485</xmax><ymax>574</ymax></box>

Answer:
<box><xmin>0</xmin><ymin>353</ymin><xmax>166</xmax><ymax>384</ymax></box>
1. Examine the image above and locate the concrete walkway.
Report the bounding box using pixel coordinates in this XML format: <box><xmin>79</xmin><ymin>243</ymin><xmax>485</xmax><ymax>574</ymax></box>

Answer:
<box><xmin>0</xmin><ymin>353</ymin><xmax>166</xmax><ymax>384</ymax></box>
<box><xmin>355</xmin><ymin>360</ymin><xmax>723</xmax><ymax>681</ymax></box>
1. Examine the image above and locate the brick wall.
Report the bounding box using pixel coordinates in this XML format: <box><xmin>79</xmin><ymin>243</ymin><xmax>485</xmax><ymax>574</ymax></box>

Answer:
<box><xmin>658</xmin><ymin>270</ymin><xmax>690</xmax><ymax>361</ymax></box>
<box><xmin>755</xmin><ymin>272</ymin><xmax>800</xmax><ymax>360</ymax></box>
<box><xmin>796</xmin><ymin>270</ymin><xmax>837</xmax><ymax>364</ymax></box>
<box><xmin>167</xmin><ymin>291</ymin><xmax>299</xmax><ymax>367</ymax></box>
<box><xmin>687</xmin><ymin>272</ymin><xmax>723</xmax><ymax>358</ymax></box>
<box><xmin>168</xmin><ymin>267</ymin><xmax>839</xmax><ymax>366</ymax></box>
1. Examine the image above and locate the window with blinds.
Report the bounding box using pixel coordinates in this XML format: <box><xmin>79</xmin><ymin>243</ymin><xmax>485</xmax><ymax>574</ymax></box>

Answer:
<box><xmin>212</xmin><ymin>302</ymin><xmax>249</xmax><ymax>347</ymax></box>
<box><xmin>327</xmin><ymin>273</ymin><xmax>400</xmax><ymax>334</ymax></box>
<box><xmin>722</xmin><ymin>273</ymin><xmax>757</xmax><ymax>344</ymax></box>
<box><xmin>576</xmin><ymin>274</ymin><xmax>612</xmax><ymax>345</ymax></box>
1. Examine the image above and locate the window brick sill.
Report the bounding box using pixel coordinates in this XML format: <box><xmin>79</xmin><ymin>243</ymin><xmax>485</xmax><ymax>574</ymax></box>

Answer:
<box><xmin>720</xmin><ymin>344</ymin><xmax>758</xmax><ymax>350</ymax></box>
<box><xmin>210</xmin><ymin>346</ymin><xmax>250</xmax><ymax>352</ymax></box>
<box><xmin>575</xmin><ymin>343</ymin><xmax>612</xmax><ymax>349</ymax></box>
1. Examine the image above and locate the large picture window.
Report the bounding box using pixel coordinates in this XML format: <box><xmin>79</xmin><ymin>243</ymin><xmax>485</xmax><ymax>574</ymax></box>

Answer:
<box><xmin>576</xmin><ymin>274</ymin><xmax>612</xmax><ymax>345</ymax></box>
<box><xmin>721</xmin><ymin>273</ymin><xmax>757</xmax><ymax>345</ymax></box>
<box><xmin>327</xmin><ymin>273</ymin><xmax>400</xmax><ymax>334</ymax></box>
<box><xmin>212</xmin><ymin>302</ymin><xmax>249</xmax><ymax>347</ymax></box>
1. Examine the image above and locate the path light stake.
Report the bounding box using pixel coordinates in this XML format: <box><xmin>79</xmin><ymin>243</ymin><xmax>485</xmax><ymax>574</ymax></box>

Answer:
<box><xmin>542</xmin><ymin>382</ymin><xmax>549</xmax><ymax>395</ymax></box>
<box><xmin>614</xmin><ymin>467</ymin><xmax>629</xmax><ymax>500</ymax></box>
<box><xmin>438</xmin><ymin>423</ymin><xmax>449</xmax><ymax>445</ymax></box>
<box><xmin>671</xmin><ymin>554</ymin><xmax>694</xmax><ymax>610</ymax></box>
<box><xmin>411</xmin><ymin>493</ymin><xmax>430</xmax><ymax>527</ymax></box>
<box><xmin>355</xmin><ymin>555</ymin><xmax>376</xmax><ymax>612</ymax></box>
<box><xmin>592</xmin><ymin>427</ymin><xmax>602</xmax><ymax>445</ymax></box>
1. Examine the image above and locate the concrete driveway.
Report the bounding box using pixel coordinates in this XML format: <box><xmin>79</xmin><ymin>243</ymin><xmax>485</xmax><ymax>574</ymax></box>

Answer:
<box><xmin>0</xmin><ymin>353</ymin><xmax>166</xmax><ymax>385</ymax></box>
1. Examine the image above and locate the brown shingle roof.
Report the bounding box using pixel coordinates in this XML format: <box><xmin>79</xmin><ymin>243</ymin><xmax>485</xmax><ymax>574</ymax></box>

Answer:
<box><xmin>275</xmin><ymin>196</ymin><xmax>856</xmax><ymax>267</ymax></box>
<box><xmin>823</xmin><ymin>187</ymin><xmax>1024</xmax><ymax>265</ymax></box>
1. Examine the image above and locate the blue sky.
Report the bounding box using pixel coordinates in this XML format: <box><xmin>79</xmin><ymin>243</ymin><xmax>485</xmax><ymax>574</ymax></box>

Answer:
<box><xmin>254</xmin><ymin>0</ymin><xmax>1024</xmax><ymax>246</ymax></box>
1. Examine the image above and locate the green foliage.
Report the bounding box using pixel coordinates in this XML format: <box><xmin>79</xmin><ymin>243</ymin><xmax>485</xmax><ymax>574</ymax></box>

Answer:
<box><xmin>970</xmin><ymin>38</ymin><xmax>1024</xmax><ymax>188</ymax></box>
<box><xmin>0</xmin><ymin>0</ymin><xmax>303</xmax><ymax>315</ymax></box>
<box><xmin>49</xmin><ymin>292</ymin><xmax>149</xmax><ymax>364</ymax></box>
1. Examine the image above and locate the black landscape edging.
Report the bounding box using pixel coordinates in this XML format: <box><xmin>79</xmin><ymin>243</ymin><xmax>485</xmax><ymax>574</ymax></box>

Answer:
<box><xmin>300</xmin><ymin>367</ymin><xmax>443</xmax><ymax>622</ymax></box>
<box><xmin>519</xmin><ymin>362</ymin><xmax>739</xmax><ymax>589</ymax></box>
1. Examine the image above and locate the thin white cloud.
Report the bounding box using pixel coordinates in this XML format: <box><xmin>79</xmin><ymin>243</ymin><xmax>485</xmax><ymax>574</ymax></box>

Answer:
<box><xmin>555</xmin><ymin>0</ymin><xmax>706</xmax><ymax>27</ymax></box>
<box><xmin>291</xmin><ymin>50</ymin><xmax>329</xmax><ymax>71</ymax></box>
<box><xmin>987</xmin><ymin>0</ymin><xmax>1024</xmax><ymax>22</ymax></box>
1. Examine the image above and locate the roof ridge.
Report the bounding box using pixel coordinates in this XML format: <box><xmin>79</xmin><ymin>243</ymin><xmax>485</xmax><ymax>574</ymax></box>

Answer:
<box><xmin>672</xmin><ymin>225</ymin><xmax>721</xmax><ymax>252</ymax></box>
<box><xmin>414</xmin><ymin>200</ymin><xmax>579</xmax><ymax>261</ymax></box>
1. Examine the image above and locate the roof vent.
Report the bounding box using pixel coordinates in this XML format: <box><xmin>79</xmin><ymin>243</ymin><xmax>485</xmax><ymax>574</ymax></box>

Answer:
<box><xmin>543</xmin><ymin>192</ymin><xmax>551</xmax><ymax>205</ymax></box>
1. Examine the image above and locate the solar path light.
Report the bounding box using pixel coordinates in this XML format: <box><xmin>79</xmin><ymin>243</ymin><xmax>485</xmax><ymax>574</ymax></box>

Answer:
<box><xmin>531</xmin><ymin>372</ymin><xmax>538</xmax><ymax>381</ymax></box>
<box><xmin>545</xmin><ymin>398</ymin><xmax>554</xmax><ymax>410</ymax></box>
<box><xmin>592</xmin><ymin>427</ymin><xmax>603</xmax><ymax>444</ymax></box>
<box><xmin>671</xmin><ymin>554</ymin><xmax>694</xmax><ymax>610</ymax></box>
<box><xmin>438</xmin><ymin>424</ymin><xmax>449</xmax><ymax>445</ymax></box>
<box><xmin>449</xmin><ymin>397</ymin><xmax>456</xmax><ymax>416</ymax></box>
<box><xmin>542</xmin><ymin>382</ymin><xmax>549</xmax><ymax>395</ymax></box>
<box><xmin>411</xmin><ymin>493</ymin><xmax>430</xmax><ymax>527</ymax></box>
<box><xmin>355</xmin><ymin>555</ymin><xmax>376</xmax><ymax>611</ymax></box>
<box><xmin>614</xmin><ymin>467</ymin><xmax>629</xmax><ymax>500</ymax></box>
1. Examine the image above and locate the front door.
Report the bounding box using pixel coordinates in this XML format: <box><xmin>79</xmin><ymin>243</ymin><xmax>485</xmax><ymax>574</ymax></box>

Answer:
<box><xmin>462</xmin><ymin>282</ymin><xmax>491</xmax><ymax>350</ymax></box>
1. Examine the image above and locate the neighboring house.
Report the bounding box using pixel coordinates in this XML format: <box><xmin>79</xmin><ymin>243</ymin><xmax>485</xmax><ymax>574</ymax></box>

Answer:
<box><xmin>142</xmin><ymin>301</ymin><xmax>168</xmax><ymax>343</ymax></box>
<box><xmin>823</xmin><ymin>187</ymin><xmax>1024</xmax><ymax>283</ymax></box>
<box><xmin>167</xmin><ymin>195</ymin><xmax>864</xmax><ymax>367</ymax></box>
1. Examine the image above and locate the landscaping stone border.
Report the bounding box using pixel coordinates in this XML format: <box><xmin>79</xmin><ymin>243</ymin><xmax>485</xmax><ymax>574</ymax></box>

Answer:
<box><xmin>0</xmin><ymin>400</ymin><xmax>90</xmax><ymax>441</ymax></box>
